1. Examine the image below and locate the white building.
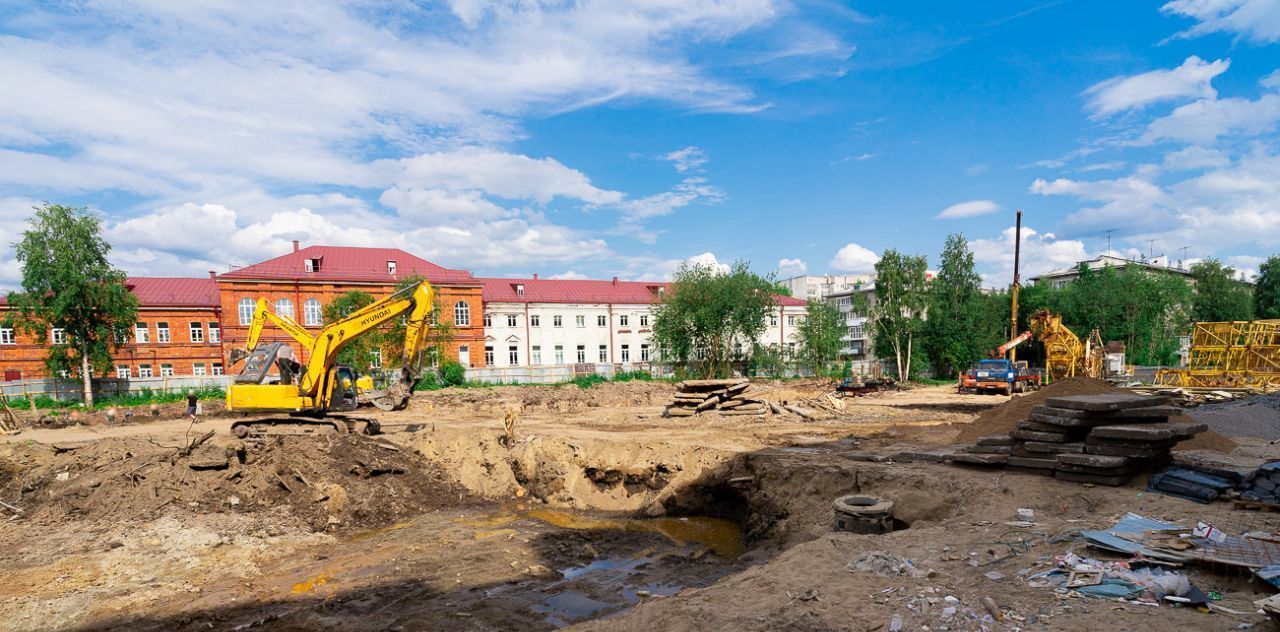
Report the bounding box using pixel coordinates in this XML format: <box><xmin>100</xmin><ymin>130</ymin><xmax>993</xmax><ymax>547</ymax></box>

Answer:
<box><xmin>478</xmin><ymin>276</ymin><xmax>808</xmax><ymax>369</ymax></box>
<box><xmin>1030</xmin><ymin>254</ymin><xmax>1194</xmax><ymax>289</ymax></box>
<box><xmin>778</xmin><ymin>274</ymin><xmax>875</xmax><ymax>302</ymax></box>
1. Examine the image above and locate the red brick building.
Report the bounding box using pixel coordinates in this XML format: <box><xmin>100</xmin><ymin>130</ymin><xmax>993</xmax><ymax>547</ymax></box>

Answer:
<box><xmin>0</xmin><ymin>277</ymin><xmax>225</xmax><ymax>381</ymax></box>
<box><xmin>215</xmin><ymin>243</ymin><xmax>485</xmax><ymax>369</ymax></box>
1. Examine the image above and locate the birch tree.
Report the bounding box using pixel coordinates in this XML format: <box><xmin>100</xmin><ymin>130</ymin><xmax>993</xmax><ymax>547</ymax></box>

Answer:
<box><xmin>869</xmin><ymin>250</ymin><xmax>928</xmax><ymax>381</ymax></box>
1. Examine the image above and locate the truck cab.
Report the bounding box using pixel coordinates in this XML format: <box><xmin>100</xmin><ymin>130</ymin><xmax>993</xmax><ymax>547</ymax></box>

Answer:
<box><xmin>974</xmin><ymin>359</ymin><xmax>1017</xmax><ymax>395</ymax></box>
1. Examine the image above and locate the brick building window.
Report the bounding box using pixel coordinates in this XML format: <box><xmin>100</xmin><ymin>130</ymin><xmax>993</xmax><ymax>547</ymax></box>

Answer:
<box><xmin>576</xmin><ymin>345</ymin><xmax>586</xmax><ymax>363</ymax></box>
<box><xmin>209</xmin><ymin>322</ymin><xmax>220</xmax><ymax>343</ymax></box>
<box><xmin>619</xmin><ymin>315</ymin><xmax>629</xmax><ymax>327</ymax></box>
<box><xmin>531</xmin><ymin>315</ymin><xmax>540</xmax><ymax>327</ymax></box>
<box><xmin>135</xmin><ymin>322</ymin><xmax>150</xmax><ymax>343</ymax></box>
<box><xmin>641</xmin><ymin>344</ymin><xmax>650</xmax><ymax>362</ymax></box>
<box><xmin>115</xmin><ymin>365</ymin><xmax>129</xmax><ymax>379</ymax></box>
<box><xmin>597</xmin><ymin>315</ymin><xmax>606</xmax><ymax>327</ymax></box>
<box><xmin>275</xmin><ymin>298</ymin><xmax>295</xmax><ymax>320</ymax></box>
<box><xmin>303</xmin><ymin>299</ymin><xmax>322</xmax><ymax>326</ymax></box>
<box><xmin>554</xmin><ymin>345</ymin><xmax>564</xmax><ymax>364</ymax></box>
<box><xmin>532</xmin><ymin>345</ymin><xmax>542</xmax><ymax>364</ymax></box>
<box><xmin>238</xmin><ymin>298</ymin><xmax>255</xmax><ymax>325</ymax></box>
<box><xmin>189</xmin><ymin>322</ymin><xmax>204</xmax><ymax>343</ymax></box>
<box><xmin>484</xmin><ymin>346</ymin><xmax>494</xmax><ymax>366</ymax></box>
<box><xmin>621</xmin><ymin>345</ymin><xmax>630</xmax><ymax>362</ymax></box>
<box><xmin>598</xmin><ymin>345</ymin><xmax>607</xmax><ymax>362</ymax></box>
<box><xmin>508</xmin><ymin>345</ymin><xmax>518</xmax><ymax>365</ymax></box>
<box><xmin>454</xmin><ymin>301</ymin><xmax>470</xmax><ymax>326</ymax></box>
<box><xmin>212</xmin><ymin>363</ymin><xmax>223</xmax><ymax>376</ymax></box>
<box><xmin>156</xmin><ymin>322</ymin><xmax>170</xmax><ymax>343</ymax></box>
<box><xmin>160</xmin><ymin>364</ymin><xmax>174</xmax><ymax>377</ymax></box>
<box><xmin>484</xmin><ymin>313</ymin><xmax>492</xmax><ymax>328</ymax></box>
<box><xmin>51</xmin><ymin>328</ymin><xmax>66</xmax><ymax>345</ymax></box>
<box><xmin>553</xmin><ymin>315</ymin><xmax>563</xmax><ymax>327</ymax></box>
<box><xmin>138</xmin><ymin>364</ymin><xmax>153</xmax><ymax>378</ymax></box>
<box><xmin>506</xmin><ymin>314</ymin><xmax>517</xmax><ymax>327</ymax></box>
<box><xmin>0</xmin><ymin>328</ymin><xmax>13</xmax><ymax>345</ymax></box>
<box><xmin>193</xmin><ymin>363</ymin><xmax>206</xmax><ymax>377</ymax></box>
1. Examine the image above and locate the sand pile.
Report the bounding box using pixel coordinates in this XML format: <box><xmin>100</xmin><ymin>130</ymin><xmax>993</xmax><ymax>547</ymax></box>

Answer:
<box><xmin>416</xmin><ymin>380</ymin><xmax>672</xmax><ymax>414</ymax></box>
<box><xmin>954</xmin><ymin>377</ymin><xmax>1236</xmax><ymax>452</ymax></box>
<box><xmin>1</xmin><ymin>434</ymin><xmax>462</xmax><ymax>531</ymax></box>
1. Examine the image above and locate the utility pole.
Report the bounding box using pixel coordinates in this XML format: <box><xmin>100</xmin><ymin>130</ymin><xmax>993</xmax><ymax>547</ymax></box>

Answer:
<box><xmin>1105</xmin><ymin>229</ymin><xmax>1114</xmax><ymax>256</ymax></box>
<box><xmin>1179</xmin><ymin>246</ymin><xmax>1189</xmax><ymax>269</ymax></box>
<box><xmin>1010</xmin><ymin>210</ymin><xmax>1022</xmax><ymax>364</ymax></box>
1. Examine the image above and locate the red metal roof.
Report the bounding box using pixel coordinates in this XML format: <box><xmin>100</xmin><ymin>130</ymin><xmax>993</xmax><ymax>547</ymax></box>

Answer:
<box><xmin>480</xmin><ymin>277</ymin><xmax>804</xmax><ymax>307</ymax></box>
<box><xmin>219</xmin><ymin>245</ymin><xmax>477</xmax><ymax>285</ymax></box>
<box><xmin>127</xmin><ymin>277</ymin><xmax>220</xmax><ymax>307</ymax></box>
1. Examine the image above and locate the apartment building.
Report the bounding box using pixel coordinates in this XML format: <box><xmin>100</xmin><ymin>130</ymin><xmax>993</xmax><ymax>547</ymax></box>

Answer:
<box><xmin>778</xmin><ymin>274</ymin><xmax>875</xmax><ymax>302</ymax></box>
<box><xmin>478</xmin><ymin>276</ymin><xmax>808</xmax><ymax>369</ymax></box>
<box><xmin>0</xmin><ymin>277</ymin><xmax>225</xmax><ymax>381</ymax></box>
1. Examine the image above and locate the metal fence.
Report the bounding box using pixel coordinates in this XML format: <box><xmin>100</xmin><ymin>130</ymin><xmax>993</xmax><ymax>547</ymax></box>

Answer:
<box><xmin>0</xmin><ymin>376</ymin><xmax>233</xmax><ymax>403</ymax></box>
<box><xmin>464</xmin><ymin>363</ymin><xmax>669</xmax><ymax>385</ymax></box>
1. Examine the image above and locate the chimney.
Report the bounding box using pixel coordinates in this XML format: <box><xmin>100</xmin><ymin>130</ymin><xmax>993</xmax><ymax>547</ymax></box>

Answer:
<box><xmin>612</xmin><ymin>276</ymin><xmax>618</xmax><ymax>285</ymax></box>
<box><xmin>533</xmin><ymin>273</ymin><xmax>538</xmax><ymax>280</ymax></box>
<box><xmin>292</xmin><ymin>240</ymin><xmax>300</xmax><ymax>252</ymax></box>
<box><xmin>208</xmin><ymin>270</ymin><xmax>217</xmax><ymax>279</ymax></box>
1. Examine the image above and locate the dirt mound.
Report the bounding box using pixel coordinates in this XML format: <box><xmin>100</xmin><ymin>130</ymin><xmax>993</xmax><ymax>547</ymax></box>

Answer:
<box><xmin>953</xmin><ymin>377</ymin><xmax>1237</xmax><ymax>452</ymax></box>
<box><xmin>415</xmin><ymin>380</ymin><xmax>672</xmax><ymax>414</ymax></box>
<box><xmin>1</xmin><ymin>434</ymin><xmax>463</xmax><ymax>531</ymax></box>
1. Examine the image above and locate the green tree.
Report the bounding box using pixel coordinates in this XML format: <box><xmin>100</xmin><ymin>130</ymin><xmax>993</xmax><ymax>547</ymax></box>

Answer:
<box><xmin>868</xmin><ymin>249</ymin><xmax>929</xmax><ymax>381</ymax></box>
<box><xmin>387</xmin><ymin>275</ymin><xmax>456</xmax><ymax>371</ymax></box>
<box><xmin>6</xmin><ymin>203</ymin><xmax>138</xmax><ymax>406</ymax></box>
<box><xmin>322</xmin><ymin>290</ymin><xmax>384</xmax><ymax>370</ymax></box>
<box><xmin>1256</xmin><ymin>255</ymin><xmax>1280</xmax><ymax>319</ymax></box>
<box><xmin>795</xmin><ymin>299</ymin><xmax>843</xmax><ymax>374</ymax></box>
<box><xmin>1191</xmin><ymin>259</ymin><xmax>1254</xmax><ymax>322</ymax></box>
<box><xmin>651</xmin><ymin>260</ymin><xmax>777</xmax><ymax>378</ymax></box>
<box><xmin>321</xmin><ymin>275</ymin><xmax>456</xmax><ymax>374</ymax></box>
<box><xmin>922</xmin><ymin>234</ymin><xmax>1003</xmax><ymax>377</ymax></box>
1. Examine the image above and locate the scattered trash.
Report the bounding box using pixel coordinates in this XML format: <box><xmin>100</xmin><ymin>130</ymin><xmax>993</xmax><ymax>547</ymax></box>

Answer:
<box><xmin>847</xmin><ymin>551</ymin><xmax>927</xmax><ymax>577</ymax></box>
<box><xmin>1016</xmin><ymin>508</ymin><xmax>1035</xmax><ymax>523</ymax></box>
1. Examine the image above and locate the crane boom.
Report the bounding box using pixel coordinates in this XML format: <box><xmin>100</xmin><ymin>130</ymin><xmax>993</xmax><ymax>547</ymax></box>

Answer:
<box><xmin>991</xmin><ymin>330</ymin><xmax>1032</xmax><ymax>359</ymax></box>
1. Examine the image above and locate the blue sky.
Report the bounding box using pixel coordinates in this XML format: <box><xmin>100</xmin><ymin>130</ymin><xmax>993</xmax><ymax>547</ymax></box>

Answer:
<box><xmin>1</xmin><ymin>1</ymin><xmax>1279</xmax><ymax>289</ymax></box>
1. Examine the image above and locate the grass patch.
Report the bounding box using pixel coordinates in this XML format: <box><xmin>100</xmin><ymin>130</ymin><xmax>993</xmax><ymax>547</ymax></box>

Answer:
<box><xmin>7</xmin><ymin>385</ymin><xmax>226</xmax><ymax>411</ymax></box>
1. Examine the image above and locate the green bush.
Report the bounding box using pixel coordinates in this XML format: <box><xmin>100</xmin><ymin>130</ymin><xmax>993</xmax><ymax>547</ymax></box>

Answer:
<box><xmin>569</xmin><ymin>374</ymin><xmax>607</xmax><ymax>389</ymax></box>
<box><xmin>612</xmin><ymin>370</ymin><xmax>653</xmax><ymax>382</ymax></box>
<box><xmin>413</xmin><ymin>371</ymin><xmax>441</xmax><ymax>391</ymax></box>
<box><xmin>439</xmin><ymin>360</ymin><xmax>467</xmax><ymax>387</ymax></box>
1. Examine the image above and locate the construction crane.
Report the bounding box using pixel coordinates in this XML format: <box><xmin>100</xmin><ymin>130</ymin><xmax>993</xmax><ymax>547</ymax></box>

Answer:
<box><xmin>991</xmin><ymin>331</ymin><xmax>1033</xmax><ymax>359</ymax></box>
<box><xmin>225</xmin><ymin>280</ymin><xmax>435</xmax><ymax>437</ymax></box>
<box><xmin>1030</xmin><ymin>309</ymin><xmax>1104</xmax><ymax>381</ymax></box>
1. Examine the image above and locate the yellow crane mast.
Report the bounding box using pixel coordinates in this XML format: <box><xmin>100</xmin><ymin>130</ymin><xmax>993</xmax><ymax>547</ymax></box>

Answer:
<box><xmin>1030</xmin><ymin>309</ymin><xmax>1104</xmax><ymax>381</ymax></box>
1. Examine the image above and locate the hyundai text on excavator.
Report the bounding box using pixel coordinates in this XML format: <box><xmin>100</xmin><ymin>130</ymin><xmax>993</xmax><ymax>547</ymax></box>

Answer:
<box><xmin>225</xmin><ymin>280</ymin><xmax>435</xmax><ymax>437</ymax></box>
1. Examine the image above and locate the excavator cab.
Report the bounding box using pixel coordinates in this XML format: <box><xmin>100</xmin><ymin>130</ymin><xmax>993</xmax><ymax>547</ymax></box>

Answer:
<box><xmin>332</xmin><ymin>366</ymin><xmax>360</xmax><ymax>412</ymax></box>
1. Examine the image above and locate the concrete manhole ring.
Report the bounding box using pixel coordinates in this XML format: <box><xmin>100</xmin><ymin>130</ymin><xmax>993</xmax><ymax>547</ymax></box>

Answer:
<box><xmin>833</xmin><ymin>494</ymin><xmax>893</xmax><ymax>517</ymax></box>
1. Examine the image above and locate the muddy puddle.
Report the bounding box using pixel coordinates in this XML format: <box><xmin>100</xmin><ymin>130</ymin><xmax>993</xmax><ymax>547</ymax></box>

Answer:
<box><xmin>114</xmin><ymin>504</ymin><xmax>748</xmax><ymax>631</ymax></box>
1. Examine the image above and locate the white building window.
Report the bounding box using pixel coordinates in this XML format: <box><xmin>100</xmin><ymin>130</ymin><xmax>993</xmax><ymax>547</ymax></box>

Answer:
<box><xmin>193</xmin><ymin>363</ymin><xmax>206</xmax><ymax>377</ymax></box>
<box><xmin>212</xmin><ymin>363</ymin><xmax>223</xmax><ymax>376</ymax></box>
<box><xmin>50</xmin><ymin>328</ymin><xmax>66</xmax><ymax>345</ymax></box>
<box><xmin>387</xmin><ymin>260</ymin><xmax>397</xmax><ymax>275</ymax></box>
<box><xmin>160</xmin><ymin>363</ymin><xmax>174</xmax><ymax>377</ymax></box>
<box><xmin>641</xmin><ymin>344</ymin><xmax>650</xmax><ymax>362</ymax></box>
<box><xmin>454</xmin><ymin>301</ymin><xmax>470</xmax><ymax>326</ymax></box>
<box><xmin>621</xmin><ymin>345</ymin><xmax>630</xmax><ymax>362</ymax></box>
<box><xmin>597</xmin><ymin>315</ymin><xmax>606</xmax><ymax>327</ymax></box>
<box><xmin>576</xmin><ymin>315</ymin><xmax>585</xmax><ymax>327</ymax></box>
<box><xmin>0</xmin><ymin>327</ymin><xmax>14</xmax><ymax>345</ymax></box>
<box><xmin>531</xmin><ymin>314</ymin><xmax>540</xmax><ymax>327</ymax></box>
<box><xmin>304</xmin><ymin>299</ymin><xmax>322</xmax><ymax>326</ymax></box>
<box><xmin>532</xmin><ymin>345</ymin><xmax>542</xmax><ymax>364</ymax></box>
<box><xmin>138</xmin><ymin>364</ymin><xmax>153</xmax><ymax>378</ymax></box>
<box><xmin>189</xmin><ymin>322</ymin><xmax>204</xmax><ymax>343</ymax></box>
<box><xmin>787</xmin><ymin>315</ymin><xmax>797</xmax><ymax>326</ymax></box>
<box><xmin>238</xmin><ymin>298</ymin><xmax>255</xmax><ymax>325</ymax></box>
<box><xmin>508</xmin><ymin>345</ymin><xmax>519</xmax><ymax>365</ymax></box>
<box><xmin>115</xmin><ymin>365</ymin><xmax>129</xmax><ymax>379</ymax></box>
<box><xmin>156</xmin><ymin>322</ymin><xmax>170</xmax><ymax>343</ymax></box>
<box><xmin>371</xmin><ymin>349</ymin><xmax>382</xmax><ymax>368</ymax></box>
<box><xmin>599</xmin><ymin>345</ymin><xmax>607</xmax><ymax>362</ymax></box>
<box><xmin>209</xmin><ymin>322</ymin><xmax>220</xmax><ymax>343</ymax></box>
<box><xmin>554</xmin><ymin>345</ymin><xmax>564</xmax><ymax>364</ymax></box>
<box><xmin>275</xmin><ymin>298</ymin><xmax>295</xmax><ymax>320</ymax></box>
<box><xmin>484</xmin><ymin>313</ymin><xmax>493</xmax><ymax>328</ymax></box>
<box><xmin>484</xmin><ymin>345</ymin><xmax>494</xmax><ymax>366</ymax></box>
<box><xmin>576</xmin><ymin>345</ymin><xmax>586</xmax><ymax>363</ymax></box>
<box><xmin>135</xmin><ymin>322</ymin><xmax>150</xmax><ymax>344</ymax></box>
<box><xmin>507</xmin><ymin>314</ymin><xmax>517</xmax><ymax>327</ymax></box>
<box><xmin>640</xmin><ymin>314</ymin><xmax>649</xmax><ymax>327</ymax></box>
<box><xmin>553</xmin><ymin>315</ymin><xmax>563</xmax><ymax>327</ymax></box>
<box><xmin>770</xmin><ymin>315</ymin><xmax>778</xmax><ymax>327</ymax></box>
<box><xmin>619</xmin><ymin>315</ymin><xmax>629</xmax><ymax>327</ymax></box>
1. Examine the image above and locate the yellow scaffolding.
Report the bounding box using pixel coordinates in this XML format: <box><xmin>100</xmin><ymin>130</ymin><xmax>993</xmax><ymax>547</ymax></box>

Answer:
<box><xmin>1156</xmin><ymin>320</ymin><xmax>1280</xmax><ymax>389</ymax></box>
<box><xmin>1031</xmin><ymin>309</ymin><xmax>1104</xmax><ymax>381</ymax></box>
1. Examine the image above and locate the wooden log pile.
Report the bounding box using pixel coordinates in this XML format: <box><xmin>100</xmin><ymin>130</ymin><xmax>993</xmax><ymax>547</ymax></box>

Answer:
<box><xmin>952</xmin><ymin>393</ymin><xmax>1207</xmax><ymax>486</ymax></box>
<box><xmin>663</xmin><ymin>379</ymin><xmax>775</xmax><ymax>418</ymax></box>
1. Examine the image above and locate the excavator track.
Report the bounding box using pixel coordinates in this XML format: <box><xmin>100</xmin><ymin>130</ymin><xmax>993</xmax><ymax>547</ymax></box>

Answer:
<box><xmin>231</xmin><ymin>416</ymin><xmax>381</xmax><ymax>439</ymax></box>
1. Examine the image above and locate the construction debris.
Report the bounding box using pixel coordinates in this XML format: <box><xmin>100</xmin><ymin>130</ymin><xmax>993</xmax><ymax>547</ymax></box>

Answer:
<box><xmin>951</xmin><ymin>393</ymin><xmax>1207</xmax><ymax>485</ymax></box>
<box><xmin>662</xmin><ymin>380</ymin><xmax>777</xmax><ymax>419</ymax></box>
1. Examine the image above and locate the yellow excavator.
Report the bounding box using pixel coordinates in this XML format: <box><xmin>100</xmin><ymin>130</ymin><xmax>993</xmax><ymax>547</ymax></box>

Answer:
<box><xmin>225</xmin><ymin>280</ymin><xmax>435</xmax><ymax>437</ymax></box>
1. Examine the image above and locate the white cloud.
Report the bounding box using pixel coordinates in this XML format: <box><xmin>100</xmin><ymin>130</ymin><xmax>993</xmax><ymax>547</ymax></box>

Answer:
<box><xmin>1163</xmin><ymin>146</ymin><xmax>1230</xmax><ymax>170</ymax></box>
<box><xmin>1083</xmin><ymin>56</ymin><xmax>1229</xmax><ymax>117</ymax></box>
<box><xmin>1139</xmin><ymin>93</ymin><xmax>1280</xmax><ymax>145</ymax></box>
<box><xmin>829</xmin><ymin>242</ymin><xmax>879</xmax><ymax>272</ymax></box>
<box><xmin>965</xmin><ymin>163</ymin><xmax>990</xmax><ymax>176</ymax></box>
<box><xmin>1162</xmin><ymin>0</ymin><xmax>1280</xmax><ymax>44</ymax></box>
<box><xmin>548</xmin><ymin>270</ymin><xmax>590</xmax><ymax>280</ymax></box>
<box><xmin>685</xmin><ymin>252</ymin><xmax>731</xmax><ymax>274</ymax></box>
<box><xmin>393</xmin><ymin>148</ymin><xmax>623</xmax><ymax>205</ymax></box>
<box><xmin>776</xmin><ymin>258</ymin><xmax>807</xmax><ymax>277</ymax></box>
<box><xmin>971</xmin><ymin>225</ymin><xmax>1089</xmax><ymax>288</ymax></box>
<box><xmin>937</xmin><ymin>199</ymin><xmax>1000</xmax><ymax>219</ymax></box>
<box><xmin>664</xmin><ymin>146</ymin><xmax>710</xmax><ymax>173</ymax></box>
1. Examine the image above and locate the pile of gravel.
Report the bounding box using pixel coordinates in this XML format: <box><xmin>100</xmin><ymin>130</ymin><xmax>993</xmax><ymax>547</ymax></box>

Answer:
<box><xmin>1186</xmin><ymin>395</ymin><xmax>1280</xmax><ymax>440</ymax></box>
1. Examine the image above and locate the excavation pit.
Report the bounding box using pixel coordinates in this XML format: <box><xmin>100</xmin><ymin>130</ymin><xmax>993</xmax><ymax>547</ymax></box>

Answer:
<box><xmin>832</xmin><ymin>494</ymin><xmax>896</xmax><ymax>534</ymax></box>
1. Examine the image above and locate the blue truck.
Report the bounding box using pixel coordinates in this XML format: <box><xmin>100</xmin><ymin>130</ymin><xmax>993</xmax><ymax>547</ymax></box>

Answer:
<box><xmin>973</xmin><ymin>358</ymin><xmax>1041</xmax><ymax>395</ymax></box>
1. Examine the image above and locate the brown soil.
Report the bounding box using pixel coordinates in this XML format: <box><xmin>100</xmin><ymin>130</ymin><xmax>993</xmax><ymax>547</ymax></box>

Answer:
<box><xmin>953</xmin><ymin>376</ymin><xmax>1238</xmax><ymax>452</ymax></box>
<box><xmin>1</xmin><ymin>434</ymin><xmax>463</xmax><ymax>532</ymax></box>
